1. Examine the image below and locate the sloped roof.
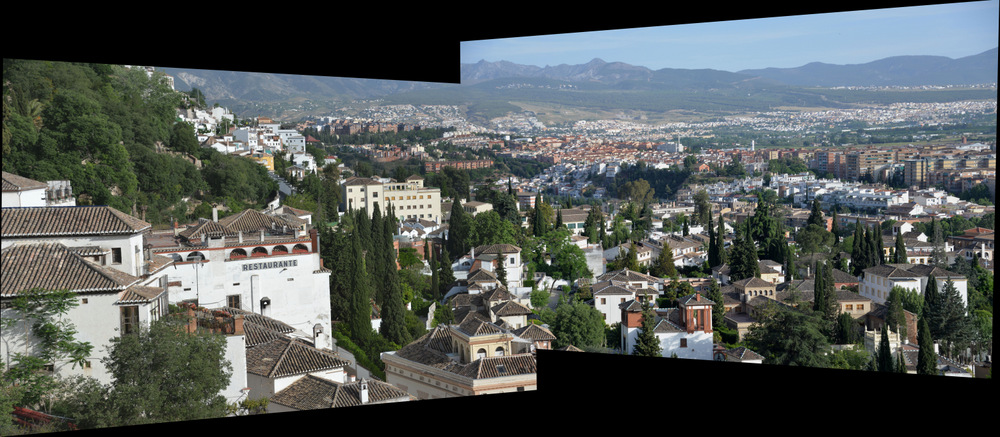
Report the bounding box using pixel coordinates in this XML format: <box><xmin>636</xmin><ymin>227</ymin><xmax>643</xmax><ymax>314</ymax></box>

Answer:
<box><xmin>596</xmin><ymin>268</ymin><xmax>658</xmax><ymax>284</ymax></box>
<box><xmin>491</xmin><ymin>300</ymin><xmax>533</xmax><ymax>317</ymax></box>
<box><xmin>512</xmin><ymin>323</ymin><xmax>557</xmax><ymax>342</ymax></box>
<box><xmin>270</xmin><ymin>375</ymin><xmax>412</xmax><ymax>410</ymax></box>
<box><xmin>677</xmin><ymin>293</ymin><xmax>715</xmax><ymax>307</ymax></box>
<box><xmin>246</xmin><ymin>335</ymin><xmax>349</xmax><ymax>379</ymax></box>
<box><xmin>473</xmin><ymin>244</ymin><xmax>522</xmax><ymax>255</ymax></box>
<box><xmin>179</xmin><ymin>209</ymin><xmax>299</xmax><ymax>240</ymax></box>
<box><xmin>2</xmin><ymin>206</ymin><xmax>150</xmax><ymax>237</ymax></box>
<box><xmin>1</xmin><ymin>171</ymin><xmax>47</xmax><ymax>191</ymax></box>
<box><xmin>2</xmin><ymin>243</ymin><xmax>140</xmax><ymax>296</ymax></box>
<box><xmin>458</xmin><ymin>354</ymin><xmax>537</xmax><ymax>379</ymax></box>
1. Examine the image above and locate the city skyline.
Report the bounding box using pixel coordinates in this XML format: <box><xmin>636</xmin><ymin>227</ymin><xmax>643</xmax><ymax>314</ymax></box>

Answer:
<box><xmin>460</xmin><ymin>1</ymin><xmax>999</xmax><ymax>73</ymax></box>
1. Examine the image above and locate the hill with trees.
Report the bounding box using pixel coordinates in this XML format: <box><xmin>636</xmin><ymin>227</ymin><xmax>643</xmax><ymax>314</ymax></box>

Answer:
<box><xmin>3</xmin><ymin>59</ymin><xmax>277</xmax><ymax>225</ymax></box>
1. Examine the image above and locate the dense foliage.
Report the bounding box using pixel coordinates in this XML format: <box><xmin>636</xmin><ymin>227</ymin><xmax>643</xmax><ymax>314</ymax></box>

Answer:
<box><xmin>3</xmin><ymin>60</ymin><xmax>277</xmax><ymax>224</ymax></box>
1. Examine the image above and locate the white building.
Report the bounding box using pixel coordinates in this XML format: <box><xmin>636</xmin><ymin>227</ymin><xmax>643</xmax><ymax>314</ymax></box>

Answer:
<box><xmin>2</xmin><ymin>171</ymin><xmax>75</xmax><ymax>208</ymax></box>
<box><xmin>859</xmin><ymin>263</ymin><xmax>967</xmax><ymax>307</ymax></box>
<box><xmin>150</xmin><ymin>208</ymin><xmax>333</xmax><ymax>350</ymax></box>
<box><xmin>620</xmin><ymin>292</ymin><xmax>715</xmax><ymax>360</ymax></box>
<box><xmin>342</xmin><ymin>175</ymin><xmax>443</xmax><ymax>223</ymax></box>
<box><xmin>1</xmin><ymin>205</ymin><xmax>175</xmax><ymax>386</ymax></box>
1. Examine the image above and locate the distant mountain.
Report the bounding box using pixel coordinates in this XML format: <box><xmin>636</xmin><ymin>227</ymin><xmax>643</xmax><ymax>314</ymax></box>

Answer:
<box><xmin>736</xmin><ymin>48</ymin><xmax>998</xmax><ymax>87</ymax></box>
<box><xmin>159</xmin><ymin>67</ymin><xmax>444</xmax><ymax>102</ymax></box>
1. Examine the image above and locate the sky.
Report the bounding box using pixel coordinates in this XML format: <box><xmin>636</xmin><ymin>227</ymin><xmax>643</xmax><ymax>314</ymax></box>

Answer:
<box><xmin>460</xmin><ymin>1</ymin><xmax>999</xmax><ymax>73</ymax></box>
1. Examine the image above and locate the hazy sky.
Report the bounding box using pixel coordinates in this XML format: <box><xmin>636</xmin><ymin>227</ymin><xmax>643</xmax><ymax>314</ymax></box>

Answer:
<box><xmin>460</xmin><ymin>1</ymin><xmax>999</xmax><ymax>72</ymax></box>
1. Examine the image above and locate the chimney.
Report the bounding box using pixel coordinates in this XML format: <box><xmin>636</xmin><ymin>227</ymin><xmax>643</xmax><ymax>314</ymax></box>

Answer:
<box><xmin>359</xmin><ymin>379</ymin><xmax>369</xmax><ymax>404</ymax></box>
<box><xmin>234</xmin><ymin>314</ymin><xmax>245</xmax><ymax>335</ymax></box>
<box><xmin>212</xmin><ymin>206</ymin><xmax>218</xmax><ymax>222</ymax></box>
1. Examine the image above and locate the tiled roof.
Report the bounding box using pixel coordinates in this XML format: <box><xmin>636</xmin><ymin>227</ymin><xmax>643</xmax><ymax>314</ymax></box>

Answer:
<box><xmin>723</xmin><ymin>347</ymin><xmax>764</xmax><ymax>362</ymax></box>
<box><xmin>596</xmin><ymin>268</ymin><xmax>658</xmax><ymax>284</ymax></box>
<box><xmin>2</xmin><ymin>172</ymin><xmax>47</xmax><ymax>191</ymax></box>
<box><xmin>2</xmin><ymin>206</ymin><xmax>150</xmax><ymax>237</ymax></box>
<box><xmin>490</xmin><ymin>300</ymin><xmax>533</xmax><ymax>317</ymax></box>
<box><xmin>473</xmin><ymin>244</ymin><xmax>521</xmax><ymax>255</ymax></box>
<box><xmin>2</xmin><ymin>243</ymin><xmax>139</xmax><ymax>297</ymax></box>
<box><xmin>343</xmin><ymin>176</ymin><xmax>382</xmax><ymax>186</ymax></box>
<box><xmin>677</xmin><ymin>293</ymin><xmax>715</xmax><ymax>306</ymax></box>
<box><xmin>115</xmin><ymin>285</ymin><xmax>165</xmax><ymax>304</ymax></box>
<box><xmin>592</xmin><ymin>280</ymin><xmax>635</xmax><ymax>295</ymax></box>
<box><xmin>831</xmin><ymin>268</ymin><xmax>859</xmax><ymax>284</ymax></box>
<box><xmin>246</xmin><ymin>335</ymin><xmax>349</xmax><ymax>379</ymax></box>
<box><xmin>179</xmin><ymin>209</ymin><xmax>298</xmax><ymax>241</ymax></box>
<box><xmin>456</xmin><ymin>318</ymin><xmax>505</xmax><ymax>337</ymax></box>
<box><xmin>733</xmin><ymin>277</ymin><xmax>775</xmax><ymax>289</ymax></box>
<box><xmin>459</xmin><ymin>354</ymin><xmax>537</xmax><ymax>379</ymax></box>
<box><xmin>270</xmin><ymin>375</ymin><xmax>412</xmax><ymax>410</ymax></box>
<box><xmin>511</xmin><ymin>323</ymin><xmax>557</xmax><ymax>342</ymax></box>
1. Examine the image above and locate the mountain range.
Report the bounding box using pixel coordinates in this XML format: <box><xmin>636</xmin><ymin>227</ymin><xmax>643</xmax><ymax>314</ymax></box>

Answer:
<box><xmin>158</xmin><ymin>48</ymin><xmax>997</xmax><ymax>120</ymax></box>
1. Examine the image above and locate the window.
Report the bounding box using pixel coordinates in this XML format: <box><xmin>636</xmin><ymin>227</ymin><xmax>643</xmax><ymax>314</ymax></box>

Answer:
<box><xmin>680</xmin><ymin>338</ymin><xmax>687</xmax><ymax>348</ymax></box>
<box><xmin>112</xmin><ymin>247</ymin><xmax>123</xmax><ymax>264</ymax></box>
<box><xmin>120</xmin><ymin>305</ymin><xmax>139</xmax><ymax>335</ymax></box>
<box><xmin>227</xmin><ymin>294</ymin><xmax>242</xmax><ymax>309</ymax></box>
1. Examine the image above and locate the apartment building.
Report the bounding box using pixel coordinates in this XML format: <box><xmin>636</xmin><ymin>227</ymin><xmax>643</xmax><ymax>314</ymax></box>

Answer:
<box><xmin>341</xmin><ymin>175</ymin><xmax>443</xmax><ymax>223</ymax></box>
<box><xmin>846</xmin><ymin>150</ymin><xmax>894</xmax><ymax>180</ymax></box>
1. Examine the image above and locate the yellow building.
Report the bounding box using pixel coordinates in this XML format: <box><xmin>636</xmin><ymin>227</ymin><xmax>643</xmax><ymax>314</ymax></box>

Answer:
<box><xmin>249</xmin><ymin>152</ymin><xmax>274</xmax><ymax>172</ymax></box>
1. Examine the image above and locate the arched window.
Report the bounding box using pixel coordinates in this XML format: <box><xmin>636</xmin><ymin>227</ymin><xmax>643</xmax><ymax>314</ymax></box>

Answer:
<box><xmin>494</xmin><ymin>346</ymin><xmax>505</xmax><ymax>357</ymax></box>
<box><xmin>292</xmin><ymin>244</ymin><xmax>309</xmax><ymax>254</ymax></box>
<box><xmin>272</xmin><ymin>245</ymin><xmax>288</xmax><ymax>255</ymax></box>
<box><xmin>251</xmin><ymin>247</ymin><xmax>268</xmax><ymax>257</ymax></box>
<box><xmin>477</xmin><ymin>348</ymin><xmax>487</xmax><ymax>360</ymax></box>
<box><xmin>186</xmin><ymin>252</ymin><xmax>205</xmax><ymax>262</ymax></box>
<box><xmin>229</xmin><ymin>248</ymin><xmax>248</xmax><ymax>260</ymax></box>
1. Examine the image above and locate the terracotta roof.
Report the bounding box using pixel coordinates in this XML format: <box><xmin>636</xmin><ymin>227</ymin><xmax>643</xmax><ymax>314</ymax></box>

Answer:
<box><xmin>2</xmin><ymin>206</ymin><xmax>151</xmax><ymax>237</ymax></box>
<box><xmin>246</xmin><ymin>335</ymin><xmax>349</xmax><ymax>379</ymax></box>
<box><xmin>596</xmin><ymin>268</ymin><xmax>658</xmax><ymax>284</ymax></box>
<box><xmin>459</xmin><ymin>354</ymin><xmax>537</xmax><ymax>379</ymax></box>
<box><xmin>456</xmin><ymin>318</ymin><xmax>505</xmax><ymax>337</ymax></box>
<box><xmin>677</xmin><ymin>293</ymin><xmax>715</xmax><ymax>306</ymax></box>
<box><xmin>490</xmin><ymin>300</ymin><xmax>533</xmax><ymax>317</ymax></box>
<box><xmin>343</xmin><ymin>176</ymin><xmax>382</xmax><ymax>186</ymax></box>
<box><xmin>473</xmin><ymin>244</ymin><xmax>521</xmax><ymax>255</ymax></box>
<box><xmin>270</xmin><ymin>375</ymin><xmax>412</xmax><ymax>410</ymax></box>
<box><xmin>2</xmin><ymin>172</ymin><xmax>47</xmax><ymax>191</ymax></box>
<box><xmin>733</xmin><ymin>277</ymin><xmax>775</xmax><ymax>289</ymax></box>
<box><xmin>722</xmin><ymin>347</ymin><xmax>764</xmax><ymax>362</ymax></box>
<box><xmin>511</xmin><ymin>323</ymin><xmax>557</xmax><ymax>342</ymax></box>
<box><xmin>115</xmin><ymin>285</ymin><xmax>165</xmax><ymax>304</ymax></box>
<box><xmin>2</xmin><ymin>243</ymin><xmax>140</xmax><ymax>297</ymax></box>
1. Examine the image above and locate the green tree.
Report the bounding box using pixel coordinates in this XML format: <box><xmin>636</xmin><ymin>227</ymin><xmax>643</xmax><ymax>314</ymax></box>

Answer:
<box><xmin>916</xmin><ymin>315</ymin><xmax>938</xmax><ymax>375</ymax></box>
<box><xmin>0</xmin><ymin>288</ymin><xmax>93</xmax><ymax>409</ymax></box>
<box><xmin>447</xmin><ymin>200</ymin><xmax>471</xmax><ymax>257</ymax></box>
<box><xmin>551</xmin><ymin>298</ymin><xmax>606</xmax><ymax>349</ymax></box>
<box><xmin>98</xmin><ymin>316</ymin><xmax>232</xmax><ymax>426</ymax></box>
<box><xmin>728</xmin><ymin>221</ymin><xmax>759</xmax><ymax>281</ymax></box>
<box><xmin>885</xmin><ymin>285</ymin><xmax>908</xmax><ymax>340</ymax></box>
<box><xmin>937</xmin><ymin>279</ymin><xmax>975</xmax><ymax>358</ymax></box>
<box><xmin>692</xmin><ymin>189</ymin><xmax>711</xmax><ymax>226</ymax></box>
<box><xmin>876</xmin><ymin>327</ymin><xmax>894</xmax><ymax>372</ymax></box>
<box><xmin>893</xmin><ymin>232</ymin><xmax>908</xmax><ymax>263</ymax></box>
<box><xmin>706</xmin><ymin>278</ymin><xmax>725</xmax><ymax>330</ymax></box>
<box><xmin>651</xmin><ymin>241</ymin><xmax>677</xmax><ymax>278</ymax></box>
<box><xmin>631</xmin><ymin>301</ymin><xmax>662</xmax><ymax>357</ymax></box>
<box><xmin>743</xmin><ymin>303</ymin><xmax>831</xmax><ymax>368</ymax></box>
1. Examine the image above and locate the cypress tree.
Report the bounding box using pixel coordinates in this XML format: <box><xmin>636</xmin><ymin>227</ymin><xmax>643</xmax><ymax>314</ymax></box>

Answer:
<box><xmin>632</xmin><ymin>301</ymin><xmax>662</xmax><ymax>357</ymax></box>
<box><xmin>438</xmin><ymin>248</ymin><xmax>455</xmax><ymax>298</ymax></box>
<box><xmin>938</xmin><ymin>278</ymin><xmax>975</xmax><ymax>358</ymax></box>
<box><xmin>555</xmin><ymin>208</ymin><xmax>564</xmax><ymax>229</ymax></box>
<box><xmin>708</xmin><ymin>213</ymin><xmax>718</xmax><ymax>268</ymax></box>
<box><xmin>877</xmin><ymin>326</ymin><xmax>894</xmax><ymax>372</ymax></box>
<box><xmin>447</xmin><ymin>200</ymin><xmax>470</xmax><ymax>258</ymax></box>
<box><xmin>886</xmin><ymin>286</ymin><xmax>908</xmax><ymax>341</ymax></box>
<box><xmin>706</xmin><ymin>278</ymin><xmax>725</xmax><ymax>330</ymax></box>
<box><xmin>923</xmin><ymin>274</ymin><xmax>943</xmax><ymax>340</ymax></box>
<box><xmin>929</xmin><ymin>218</ymin><xmax>947</xmax><ymax>268</ymax></box>
<box><xmin>715</xmin><ymin>214</ymin><xmax>727</xmax><ymax>267</ymax></box>
<box><xmin>430</xmin><ymin>246</ymin><xmax>440</xmax><ymax>301</ymax></box>
<box><xmin>873</xmin><ymin>221</ymin><xmax>885</xmax><ymax>265</ymax></box>
<box><xmin>894</xmin><ymin>232</ymin><xmax>907</xmax><ymax>264</ymax></box>
<box><xmin>379</xmin><ymin>215</ymin><xmax>409</xmax><ymax>345</ymax></box>
<box><xmin>916</xmin><ymin>315</ymin><xmax>937</xmax><ymax>375</ymax></box>
<box><xmin>495</xmin><ymin>255</ymin><xmax>508</xmax><ymax>289</ymax></box>
<box><xmin>831</xmin><ymin>209</ymin><xmax>840</xmax><ymax>243</ymax></box>
<box><xmin>347</xmin><ymin>235</ymin><xmax>373</xmax><ymax>344</ymax></box>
